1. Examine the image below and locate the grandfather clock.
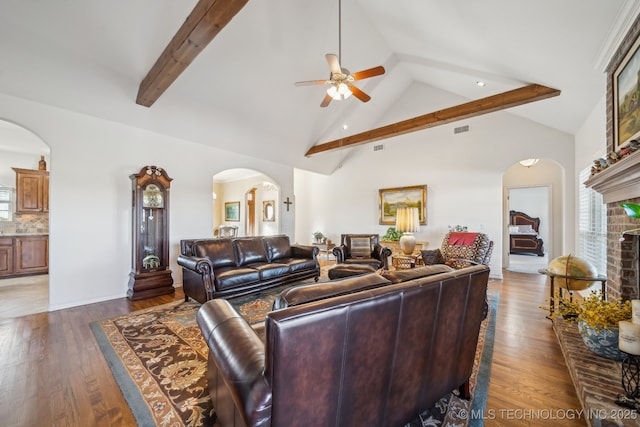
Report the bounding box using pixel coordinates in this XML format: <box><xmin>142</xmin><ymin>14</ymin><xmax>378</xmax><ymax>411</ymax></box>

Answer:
<box><xmin>128</xmin><ymin>165</ymin><xmax>174</xmax><ymax>300</ymax></box>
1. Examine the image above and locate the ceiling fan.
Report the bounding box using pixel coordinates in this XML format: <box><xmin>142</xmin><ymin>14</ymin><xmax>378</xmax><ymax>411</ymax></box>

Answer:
<box><xmin>294</xmin><ymin>0</ymin><xmax>385</xmax><ymax>108</ymax></box>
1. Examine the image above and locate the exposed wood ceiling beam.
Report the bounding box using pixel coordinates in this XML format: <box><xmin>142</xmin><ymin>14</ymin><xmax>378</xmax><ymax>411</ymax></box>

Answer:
<box><xmin>304</xmin><ymin>84</ymin><xmax>561</xmax><ymax>157</ymax></box>
<box><xmin>136</xmin><ymin>0</ymin><xmax>249</xmax><ymax>107</ymax></box>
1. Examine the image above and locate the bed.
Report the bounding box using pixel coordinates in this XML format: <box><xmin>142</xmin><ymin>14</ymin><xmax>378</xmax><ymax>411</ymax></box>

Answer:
<box><xmin>509</xmin><ymin>210</ymin><xmax>544</xmax><ymax>256</ymax></box>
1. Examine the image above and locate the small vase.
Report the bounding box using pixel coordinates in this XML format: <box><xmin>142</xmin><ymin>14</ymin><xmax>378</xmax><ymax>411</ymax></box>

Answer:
<box><xmin>38</xmin><ymin>155</ymin><xmax>46</xmax><ymax>171</ymax></box>
<box><xmin>577</xmin><ymin>320</ymin><xmax>624</xmax><ymax>361</ymax></box>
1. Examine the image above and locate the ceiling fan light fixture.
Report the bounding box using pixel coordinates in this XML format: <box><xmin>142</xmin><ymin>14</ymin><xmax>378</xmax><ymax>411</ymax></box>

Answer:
<box><xmin>327</xmin><ymin>82</ymin><xmax>352</xmax><ymax>100</ymax></box>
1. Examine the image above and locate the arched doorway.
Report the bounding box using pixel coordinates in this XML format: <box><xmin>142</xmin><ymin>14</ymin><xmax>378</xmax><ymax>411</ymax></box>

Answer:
<box><xmin>212</xmin><ymin>168</ymin><xmax>281</xmax><ymax>237</ymax></box>
<box><xmin>0</xmin><ymin>119</ymin><xmax>50</xmax><ymax>317</ymax></box>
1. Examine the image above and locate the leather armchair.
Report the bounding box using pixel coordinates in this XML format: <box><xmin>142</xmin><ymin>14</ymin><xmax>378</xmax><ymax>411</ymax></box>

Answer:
<box><xmin>332</xmin><ymin>233</ymin><xmax>392</xmax><ymax>270</ymax></box>
<box><xmin>421</xmin><ymin>231</ymin><xmax>493</xmax><ymax>270</ymax></box>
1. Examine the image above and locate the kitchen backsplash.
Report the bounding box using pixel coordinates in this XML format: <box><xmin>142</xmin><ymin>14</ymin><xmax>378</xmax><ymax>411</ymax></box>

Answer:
<box><xmin>0</xmin><ymin>213</ymin><xmax>49</xmax><ymax>234</ymax></box>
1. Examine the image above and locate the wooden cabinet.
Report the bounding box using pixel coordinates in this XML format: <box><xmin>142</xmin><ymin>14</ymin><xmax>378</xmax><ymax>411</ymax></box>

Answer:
<box><xmin>0</xmin><ymin>235</ymin><xmax>48</xmax><ymax>277</ymax></box>
<box><xmin>12</xmin><ymin>168</ymin><xmax>49</xmax><ymax>213</ymax></box>
<box><xmin>0</xmin><ymin>237</ymin><xmax>14</xmax><ymax>276</ymax></box>
<box><xmin>15</xmin><ymin>236</ymin><xmax>48</xmax><ymax>274</ymax></box>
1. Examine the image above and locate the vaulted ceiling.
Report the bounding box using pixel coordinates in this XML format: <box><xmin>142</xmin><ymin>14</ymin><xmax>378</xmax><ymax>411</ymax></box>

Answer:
<box><xmin>0</xmin><ymin>0</ymin><xmax>636</xmax><ymax>173</ymax></box>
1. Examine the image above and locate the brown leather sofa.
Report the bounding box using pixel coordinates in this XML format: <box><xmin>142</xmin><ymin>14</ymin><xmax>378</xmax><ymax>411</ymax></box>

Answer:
<box><xmin>197</xmin><ymin>264</ymin><xmax>490</xmax><ymax>427</ymax></box>
<box><xmin>178</xmin><ymin>235</ymin><xmax>319</xmax><ymax>303</ymax></box>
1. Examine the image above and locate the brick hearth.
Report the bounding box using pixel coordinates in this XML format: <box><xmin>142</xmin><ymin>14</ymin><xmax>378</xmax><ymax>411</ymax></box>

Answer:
<box><xmin>553</xmin><ymin>317</ymin><xmax>640</xmax><ymax>427</ymax></box>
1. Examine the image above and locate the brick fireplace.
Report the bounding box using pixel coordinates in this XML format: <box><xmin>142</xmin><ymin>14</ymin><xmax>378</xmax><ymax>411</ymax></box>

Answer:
<box><xmin>584</xmin><ymin>12</ymin><xmax>640</xmax><ymax>301</ymax></box>
<box><xmin>585</xmin><ymin>116</ymin><xmax>640</xmax><ymax>301</ymax></box>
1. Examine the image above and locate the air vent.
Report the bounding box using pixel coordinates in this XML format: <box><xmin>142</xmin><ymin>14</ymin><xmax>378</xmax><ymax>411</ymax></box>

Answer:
<box><xmin>373</xmin><ymin>144</ymin><xmax>384</xmax><ymax>152</ymax></box>
<box><xmin>454</xmin><ymin>125</ymin><xmax>469</xmax><ymax>134</ymax></box>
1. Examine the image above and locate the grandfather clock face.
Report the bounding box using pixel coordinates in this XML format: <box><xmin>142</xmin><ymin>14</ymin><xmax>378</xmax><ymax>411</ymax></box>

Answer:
<box><xmin>143</xmin><ymin>183</ymin><xmax>164</xmax><ymax>208</ymax></box>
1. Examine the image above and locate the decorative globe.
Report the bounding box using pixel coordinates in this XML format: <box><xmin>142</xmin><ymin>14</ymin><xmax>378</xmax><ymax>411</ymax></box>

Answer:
<box><xmin>547</xmin><ymin>254</ymin><xmax>598</xmax><ymax>291</ymax></box>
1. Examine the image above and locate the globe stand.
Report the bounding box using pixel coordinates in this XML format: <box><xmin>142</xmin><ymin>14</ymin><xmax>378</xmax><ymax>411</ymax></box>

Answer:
<box><xmin>616</xmin><ymin>353</ymin><xmax>640</xmax><ymax>411</ymax></box>
<box><xmin>538</xmin><ymin>268</ymin><xmax>608</xmax><ymax>319</ymax></box>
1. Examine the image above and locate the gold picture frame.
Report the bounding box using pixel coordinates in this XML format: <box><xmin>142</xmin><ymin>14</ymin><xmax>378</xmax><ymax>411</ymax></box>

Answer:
<box><xmin>224</xmin><ymin>201</ymin><xmax>240</xmax><ymax>222</ymax></box>
<box><xmin>262</xmin><ymin>200</ymin><xmax>275</xmax><ymax>222</ymax></box>
<box><xmin>379</xmin><ymin>185</ymin><xmax>427</xmax><ymax>225</ymax></box>
<box><xmin>613</xmin><ymin>32</ymin><xmax>640</xmax><ymax>150</ymax></box>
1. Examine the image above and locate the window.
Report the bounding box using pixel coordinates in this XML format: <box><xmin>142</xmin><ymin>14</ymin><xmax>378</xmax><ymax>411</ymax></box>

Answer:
<box><xmin>578</xmin><ymin>166</ymin><xmax>606</xmax><ymax>275</ymax></box>
<box><xmin>0</xmin><ymin>187</ymin><xmax>13</xmax><ymax>221</ymax></box>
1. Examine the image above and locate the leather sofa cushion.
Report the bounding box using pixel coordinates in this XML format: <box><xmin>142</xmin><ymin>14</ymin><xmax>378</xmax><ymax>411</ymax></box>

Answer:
<box><xmin>273</xmin><ymin>273</ymin><xmax>391</xmax><ymax>310</ymax></box>
<box><xmin>343</xmin><ymin>258</ymin><xmax>382</xmax><ymax>269</ymax></box>
<box><xmin>247</xmin><ymin>263</ymin><xmax>291</xmax><ymax>280</ymax></box>
<box><xmin>215</xmin><ymin>267</ymin><xmax>261</xmax><ymax>290</ymax></box>
<box><xmin>263</xmin><ymin>236</ymin><xmax>292</xmax><ymax>261</ymax></box>
<box><xmin>381</xmin><ymin>264</ymin><xmax>454</xmax><ymax>284</ymax></box>
<box><xmin>235</xmin><ymin>239</ymin><xmax>268</xmax><ymax>266</ymax></box>
<box><xmin>282</xmin><ymin>258</ymin><xmax>318</xmax><ymax>272</ymax></box>
<box><xmin>194</xmin><ymin>239</ymin><xmax>237</xmax><ymax>268</ymax></box>
<box><xmin>350</xmin><ymin>236</ymin><xmax>372</xmax><ymax>258</ymax></box>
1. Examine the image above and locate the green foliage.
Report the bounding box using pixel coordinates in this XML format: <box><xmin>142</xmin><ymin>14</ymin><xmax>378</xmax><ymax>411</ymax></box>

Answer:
<box><xmin>382</xmin><ymin>227</ymin><xmax>402</xmax><ymax>241</ymax></box>
<box><xmin>313</xmin><ymin>231</ymin><xmax>325</xmax><ymax>242</ymax></box>
<box><xmin>621</xmin><ymin>202</ymin><xmax>640</xmax><ymax>219</ymax></box>
<box><xmin>448</xmin><ymin>224</ymin><xmax>468</xmax><ymax>232</ymax></box>
<box><xmin>552</xmin><ymin>291</ymin><xmax>632</xmax><ymax>331</ymax></box>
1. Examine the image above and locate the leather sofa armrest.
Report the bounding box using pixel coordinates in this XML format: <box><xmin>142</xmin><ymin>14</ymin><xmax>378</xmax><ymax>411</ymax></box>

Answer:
<box><xmin>332</xmin><ymin>245</ymin><xmax>346</xmax><ymax>263</ymax></box>
<box><xmin>291</xmin><ymin>244</ymin><xmax>319</xmax><ymax>259</ymax></box>
<box><xmin>177</xmin><ymin>255</ymin><xmax>216</xmax><ymax>297</ymax></box>
<box><xmin>373</xmin><ymin>244</ymin><xmax>392</xmax><ymax>269</ymax></box>
<box><xmin>197</xmin><ymin>300</ymin><xmax>272</xmax><ymax>427</ymax></box>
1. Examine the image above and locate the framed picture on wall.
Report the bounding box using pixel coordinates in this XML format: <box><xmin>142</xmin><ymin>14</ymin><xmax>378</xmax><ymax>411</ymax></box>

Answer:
<box><xmin>378</xmin><ymin>185</ymin><xmax>427</xmax><ymax>225</ymax></box>
<box><xmin>613</xmin><ymin>33</ymin><xmax>640</xmax><ymax>150</ymax></box>
<box><xmin>224</xmin><ymin>201</ymin><xmax>240</xmax><ymax>222</ymax></box>
<box><xmin>262</xmin><ymin>200</ymin><xmax>275</xmax><ymax>222</ymax></box>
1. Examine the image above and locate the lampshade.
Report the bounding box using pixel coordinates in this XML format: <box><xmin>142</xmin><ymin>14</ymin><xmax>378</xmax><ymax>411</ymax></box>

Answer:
<box><xmin>395</xmin><ymin>207</ymin><xmax>420</xmax><ymax>233</ymax></box>
<box><xmin>519</xmin><ymin>158</ymin><xmax>539</xmax><ymax>168</ymax></box>
<box><xmin>327</xmin><ymin>82</ymin><xmax>352</xmax><ymax>100</ymax></box>
<box><xmin>396</xmin><ymin>207</ymin><xmax>420</xmax><ymax>255</ymax></box>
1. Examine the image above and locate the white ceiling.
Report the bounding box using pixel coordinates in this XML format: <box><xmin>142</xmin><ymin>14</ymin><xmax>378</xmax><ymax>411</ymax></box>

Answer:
<box><xmin>0</xmin><ymin>0</ymin><xmax>636</xmax><ymax>172</ymax></box>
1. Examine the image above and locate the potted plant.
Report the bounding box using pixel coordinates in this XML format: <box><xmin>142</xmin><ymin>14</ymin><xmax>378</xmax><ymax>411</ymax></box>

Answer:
<box><xmin>381</xmin><ymin>227</ymin><xmax>402</xmax><ymax>242</ymax></box>
<box><xmin>553</xmin><ymin>291</ymin><xmax>631</xmax><ymax>361</ymax></box>
<box><xmin>313</xmin><ymin>231</ymin><xmax>325</xmax><ymax>244</ymax></box>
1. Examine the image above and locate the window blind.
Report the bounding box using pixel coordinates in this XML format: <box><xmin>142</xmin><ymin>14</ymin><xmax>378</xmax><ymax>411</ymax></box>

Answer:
<box><xmin>578</xmin><ymin>166</ymin><xmax>606</xmax><ymax>276</ymax></box>
<box><xmin>0</xmin><ymin>187</ymin><xmax>12</xmax><ymax>221</ymax></box>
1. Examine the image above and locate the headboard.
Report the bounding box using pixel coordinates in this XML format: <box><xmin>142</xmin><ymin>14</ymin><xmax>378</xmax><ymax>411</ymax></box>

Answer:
<box><xmin>509</xmin><ymin>210</ymin><xmax>540</xmax><ymax>233</ymax></box>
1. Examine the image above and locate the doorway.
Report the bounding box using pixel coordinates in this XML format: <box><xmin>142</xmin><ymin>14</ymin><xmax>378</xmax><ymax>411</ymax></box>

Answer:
<box><xmin>506</xmin><ymin>186</ymin><xmax>550</xmax><ymax>274</ymax></box>
<box><xmin>0</xmin><ymin>120</ymin><xmax>50</xmax><ymax>318</ymax></box>
<box><xmin>212</xmin><ymin>168</ymin><xmax>280</xmax><ymax>237</ymax></box>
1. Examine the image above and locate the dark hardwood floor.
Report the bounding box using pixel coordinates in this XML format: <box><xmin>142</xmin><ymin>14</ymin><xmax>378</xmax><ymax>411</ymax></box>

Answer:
<box><xmin>0</xmin><ymin>269</ymin><xmax>585</xmax><ymax>426</ymax></box>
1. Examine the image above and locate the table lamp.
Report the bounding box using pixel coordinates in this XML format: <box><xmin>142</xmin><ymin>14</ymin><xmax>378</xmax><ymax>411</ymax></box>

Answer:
<box><xmin>395</xmin><ymin>207</ymin><xmax>420</xmax><ymax>255</ymax></box>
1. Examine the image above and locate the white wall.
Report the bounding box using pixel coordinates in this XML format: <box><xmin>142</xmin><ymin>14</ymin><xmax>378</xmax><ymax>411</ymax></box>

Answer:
<box><xmin>0</xmin><ymin>93</ymin><xmax>296</xmax><ymax>310</ymax></box>
<box><xmin>295</xmin><ymin>83</ymin><xmax>576</xmax><ymax>278</ymax></box>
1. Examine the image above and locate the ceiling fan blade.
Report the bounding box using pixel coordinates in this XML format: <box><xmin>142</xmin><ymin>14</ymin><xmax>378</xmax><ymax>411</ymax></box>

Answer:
<box><xmin>295</xmin><ymin>79</ymin><xmax>328</xmax><ymax>86</ymax></box>
<box><xmin>348</xmin><ymin>84</ymin><xmax>371</xmax><ymax>103</ymax></box>
<box><xmin>325</xmin><ymin>54</ymin><xmax>342</xmax><ymax>75</ymax></box>
<box><xmin>320</xmin><ymin>93</ymin><xmax>333</xmax><ymax>108</ymax></box>
<box><xmin>351</xmin><ymin>65</ymin><xmax>385</xmax><ymax>81</ymax></box>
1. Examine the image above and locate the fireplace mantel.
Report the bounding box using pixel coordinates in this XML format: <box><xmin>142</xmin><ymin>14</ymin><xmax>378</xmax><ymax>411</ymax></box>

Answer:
<box><xmin>584</xmin><ymin>149</ymin><xmax>640</xmax><ymax>203</ymax></box>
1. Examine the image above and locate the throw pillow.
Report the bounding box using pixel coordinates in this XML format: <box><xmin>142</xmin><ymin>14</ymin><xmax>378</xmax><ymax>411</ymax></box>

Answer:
<box><xmin>350</xmin><ymin>237</ymin><xmax>372</xmax><ymax>258</ymax></box>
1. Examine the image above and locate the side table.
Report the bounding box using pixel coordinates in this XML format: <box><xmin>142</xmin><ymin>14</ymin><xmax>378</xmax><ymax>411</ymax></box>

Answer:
<box><xmin>313</xmin><ymin>243</ymin><xmax>335</xmax><ymax>261</ymax></box>
<box><xmin>392</xmin><ymin>254</ymin><xmax>424</xmax><ymax>270</ymax></box>
<box><xmin>538</xmin><ymin>268</ymin><xmax>607</xmax><ymax>316</ymax></box>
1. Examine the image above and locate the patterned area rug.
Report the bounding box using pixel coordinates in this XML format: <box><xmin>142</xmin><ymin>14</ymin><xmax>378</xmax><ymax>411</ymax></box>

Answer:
<box><xmin>92</xmin><ymin>286</ymin><xmax>498</xmax><ymax>427</ymax></box>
